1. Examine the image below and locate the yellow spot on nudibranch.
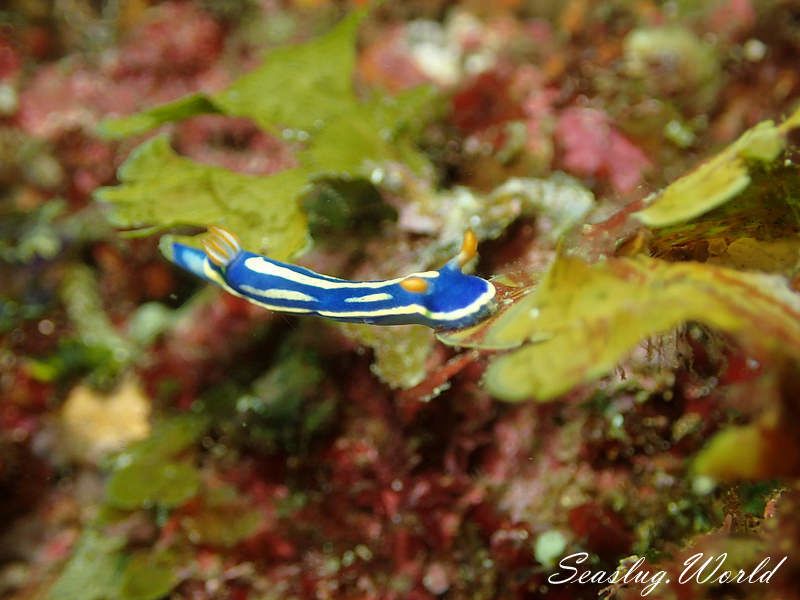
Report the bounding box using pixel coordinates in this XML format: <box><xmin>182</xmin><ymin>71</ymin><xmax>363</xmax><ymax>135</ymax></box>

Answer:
<box><xmin>400</xmin><ymin>277</ymin><xmax>429</xmax><ymax>293</ymax></box>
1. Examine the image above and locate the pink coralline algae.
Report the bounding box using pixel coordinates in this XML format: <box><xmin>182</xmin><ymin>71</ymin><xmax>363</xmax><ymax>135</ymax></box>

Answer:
<box><xmin>359</xmin><ymin>25</ymin><xmax>431</xmax><ymax>92</ymax></box>
<box><xmin>556</xmin><ymin>107</ymin><xmax>652</xmax><ymax>193</ymax></box>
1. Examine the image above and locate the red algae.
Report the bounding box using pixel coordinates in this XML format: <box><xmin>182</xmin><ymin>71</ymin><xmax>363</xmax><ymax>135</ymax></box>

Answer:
<box><xmin>3</xmin><ymin>2</ymin><xmax>800</xmax><ymax>599</ymax></box>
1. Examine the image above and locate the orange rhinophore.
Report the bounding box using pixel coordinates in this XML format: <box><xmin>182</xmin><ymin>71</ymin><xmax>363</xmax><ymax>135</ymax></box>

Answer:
<box><xmin>456</xmin><ymin>229</ymin><xmax>478</xmax><ymax>268</ymax></box>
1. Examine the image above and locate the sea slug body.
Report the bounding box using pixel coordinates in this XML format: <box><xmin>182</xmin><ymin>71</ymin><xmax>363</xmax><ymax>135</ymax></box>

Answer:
<box><xmin>164</xmin><ymin>226</ymin><xmax>496</xmax><ymax>330</ymax></box>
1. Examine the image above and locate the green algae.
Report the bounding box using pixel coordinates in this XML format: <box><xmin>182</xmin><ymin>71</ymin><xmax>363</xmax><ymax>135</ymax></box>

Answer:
<box><xmin>98</xmin><ymin>134</ymin><xmax>311</xmax><ymax>259</ymax></box>
<box><xmin>624</xmin><ymin>26</ymin><xmax>720</xmax><ymax>113</ymax></box>
<box><xmin>635</xmin><ymin>106</ymin><xmax>800</xmax><ymax>228</ymax></box>
<box><xmin>47</xmin><ymin>531</ymin><xmax>126</xmax><ymax>600</ymax></box>
<box><xmin>339</xmin><ymin>323</ymin><xmax>434</xmax><ymax>389</ymax></box>
<box><xmin>118</xmin><ymin>552</ymin><xmax>180</xmax><ymax>600</ymax></box>
<box><xmin>106</xmin><ymin>460</ymin><xmax>202</xmax><ymax>510</ymax></box>
<box><xmin>100</xmin><ymin>11</ymin><xmax>365</xmax><ymax>138</ymax></box>
<box><xmin>105</xmin><ymin>414</ymin><xmax>208</xmax><ymax>509</ymax></box>
<box><xmin>97</xmin><ymin>10</ymin><xmax>438</xmax><ymax>259</ymax></box>
<box><xmin>481</xmin><ymin>255</ymin><xmax>800</xmax><ymax>402</ymax></box>
<box><xmin>48</xmin><ymin>531</ymin><xmax>181</xmax><ymax>600</ymax></box>
<box><xmin>180</xmin><ymin>485</ymin><xmax>264</xmax><ymax>548</ymax></box>
<box><xmin>235</xmin><ymin>344</ymin><xmax>336</xmax><ymax>452</ymax></box>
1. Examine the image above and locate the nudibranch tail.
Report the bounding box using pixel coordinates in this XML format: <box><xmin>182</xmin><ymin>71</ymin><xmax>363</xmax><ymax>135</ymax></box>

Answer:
<box><xmin>159</xmin><ymin>236</ymin><xmax>210</xmax><ymax>282</ymax></box>
<box><xmin>202</xmin><ymin>226</ymin><xmax>242</xmax><ymax>268</ymax></box>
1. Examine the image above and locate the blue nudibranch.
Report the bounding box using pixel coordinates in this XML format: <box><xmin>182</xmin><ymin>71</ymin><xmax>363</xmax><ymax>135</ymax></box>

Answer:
<box><xmin>163</xmin><ymin>226</ymin><xmax>496</xmax><ymax>330</ymax></box>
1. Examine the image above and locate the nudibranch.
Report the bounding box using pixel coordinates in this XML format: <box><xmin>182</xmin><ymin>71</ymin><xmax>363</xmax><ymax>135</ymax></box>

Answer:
<box><xmin>162</xmin><ymin>226</ymin><xmax>496</xmax><ymax>330</ymax></box>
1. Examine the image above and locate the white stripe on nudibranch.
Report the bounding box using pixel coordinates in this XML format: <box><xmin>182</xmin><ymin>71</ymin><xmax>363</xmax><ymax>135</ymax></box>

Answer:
<box><xmin>247</xmin><ymin>303</ymin><xmax>312</xmax><ymax>314</ymax></box>
<box><xmin>345</xmin><ymin>293</ymin><xmax>393</xmax><ymax>303</ymax></box>
<box><xmin>203</xmin><ymin>259</ymin><xmax>231</xmax><ymax>289</ymax></box>
<box><xmin>203</xmin><ymin>260</ymin><xmax>312</xmax><ymax>313</ymax></box>
<box><xmin>244</xmin><ymin>257</ymin><xmax>439</xmax><ymax>290</ymax></box>
<box><xmin>317</xmin><ymin>285</ymin><xmax>496</xmax><ymax>321</ymax></box>
<box><xmin>240</xmin><ymin>285</ymin><xmax>317</xmax><ymax>302</ymax></box>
